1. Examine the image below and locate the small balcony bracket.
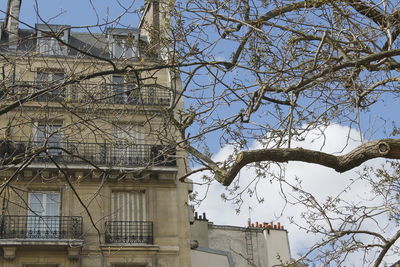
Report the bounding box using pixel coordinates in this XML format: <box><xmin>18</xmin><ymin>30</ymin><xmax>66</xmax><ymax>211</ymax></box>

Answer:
<box><xmin>67</xmin><ymin>246</ymin><xmax>81</xmax><ymax>261</ymax></box>
<box><xmin>2</xmin><ymin>246</ymin><xmax>17</xmax><ymax>260</ymax></box>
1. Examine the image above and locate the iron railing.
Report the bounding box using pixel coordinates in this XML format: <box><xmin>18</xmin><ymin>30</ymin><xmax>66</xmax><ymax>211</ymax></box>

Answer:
<box><xmin>1</xmin><ymin>141</ymin><xmax>176</xmax><ymax>167</ymax></box>
<box><xmin>105</xmin><ymin>221</ymin><xmax>153</xmax><ymax>244</ymax></box>
<box><xmin>0</xmin><ymin>215</ymin><xmax>83</xmax><ymax>240</ymax></box>
<box><xmin>8</xmin><ymin>81</ymin><xmax>171</xmax><ymax>106</ymax></box>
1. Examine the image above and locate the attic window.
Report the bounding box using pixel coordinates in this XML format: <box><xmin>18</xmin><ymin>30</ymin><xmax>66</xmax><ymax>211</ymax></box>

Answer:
<box><xmin>37</xmin><ymin>31</ymin><xmax>69</xmax><ymax>56</ymax></box>
<box><xmin>111</xmin><ymin>34</ymin><xmax>138</xmax><ymax>59</ymax></box>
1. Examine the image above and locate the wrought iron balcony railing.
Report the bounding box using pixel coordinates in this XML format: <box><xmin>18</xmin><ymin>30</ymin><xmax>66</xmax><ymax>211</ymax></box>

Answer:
<box><xmin>105</xmin><ymin>221</ymin><xmax>153</xmax><ymax>244</ymax></box>
<box><xmin>0</xmin><ymin>141</ymin><xmax>177</xmax><ymax>167</ymax></box>
<box><xmin>0</xmin><ymin>215</ymin><xmax>83</xmax><ymax>240</ymax></box>
<box><xmin>7</xmin><ymin>81</ymin><xmax>172</xmax><ymax>106</ymax></box>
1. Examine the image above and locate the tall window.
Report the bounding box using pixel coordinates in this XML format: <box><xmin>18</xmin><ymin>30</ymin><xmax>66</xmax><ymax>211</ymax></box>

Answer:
<box><xmin>107</xmin><ymin>191</ymin><xmax>150</xmax><ymax>244</ymax></box>
<box><xmin>112</xmin><ymin>124</ymin><xmax>144</xmax><ymax>165</ymax></box>
<box><xmin>111</xmin><ymin>75</ymin><xmax>139</xmax><ymax>104</ymax></box>
<box><xmin>35</xmin><ymin>123</ymin><xmax>63</xmax><ymax>157</ymax></box>
<box><xmin>27</xmin><ymin>192</ymin><xmax>61</xmax><ymax>239</ymax></box>
<box><xmin>111</xmin><ymin>191</ymin><xmax>146</xmax><ymax>221</ymax></box>
<box><xmin>35</xmin><ymin>69</ymin><xmax>65</xmax><ymax>101</ymax></box>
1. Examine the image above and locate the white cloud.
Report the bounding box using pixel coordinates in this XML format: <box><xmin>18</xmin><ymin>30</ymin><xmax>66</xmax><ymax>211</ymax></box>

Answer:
<box><xmin>191</xmin><ymin>124</ymin><xmax>396</xmax><ymax>265</ymax></box>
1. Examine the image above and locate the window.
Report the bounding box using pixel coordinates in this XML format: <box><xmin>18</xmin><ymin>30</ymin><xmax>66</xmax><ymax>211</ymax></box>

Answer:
<box><xmin>36</xmin><ymin>70</ymin><xmax>65</xmax><ymax>82</ymax></box>
<box><xmin>35</xmin><ymin>69</ymin><xmax>65</xmax><ymax>101</ymax></box>
<box><xmin>37</xmin><ymin>32</ymin><xmax>68</xmax><ymax>56</ymax></box>
<box><xmin>27</xmin><ymin>192</ymin><xmax>61</xmax><ymax>239</ymax></box>
<box><xmin>105</xmin><ymin>191</ymin><xmax>151</xmax><ymax>244</ymax></box>
<box><xmin>35</xmin><ymin>122</ymin><xmax>63</xmax><ymax>157</ymax></box>
<box><xmin>111</xmin><ymin>191</ymin><xmax>146</xmax><ymax>221</ymax></box>
<box><xmin>111</xmin><ymin>35</ymin><xmax>138</xmax><ymax>59</ymax></box>
<box><xmin>36</xmin><ymin>24</ymin><xmax>70</xmax><ymax>56</ymax></box>
<box><xmin>111</xmin><ymin>75</ymin><xmax>139</xmax><ymax>104</ymax></box>
<box><xmin>112</xmin><ymin>124</ymin><xmax>144</xmax><ymax>165</ymax></box>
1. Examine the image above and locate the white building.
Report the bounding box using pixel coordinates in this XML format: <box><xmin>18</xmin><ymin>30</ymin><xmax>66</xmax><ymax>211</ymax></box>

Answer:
<box><xmin>191</xmin><ymin>212</ymin><xmax>292</xmax><ymax>267</ymax></box>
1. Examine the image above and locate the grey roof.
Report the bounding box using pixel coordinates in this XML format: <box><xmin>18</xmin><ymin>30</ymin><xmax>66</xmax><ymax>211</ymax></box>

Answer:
<box><xmin>0</xmin><ymin>25</ymin><xmax>150</xmax><ymax>59</ymax></box>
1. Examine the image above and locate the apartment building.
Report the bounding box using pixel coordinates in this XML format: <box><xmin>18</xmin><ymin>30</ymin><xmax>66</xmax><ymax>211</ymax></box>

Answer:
<box><xmin>0</xmin><ymin>0</ymin><xmax>191</xmax><ymax>266</ymax></box>
<box><xmin>191</xmin><ymin>213</ymin><xmax>292</xmax><ymax>267</ymax></box>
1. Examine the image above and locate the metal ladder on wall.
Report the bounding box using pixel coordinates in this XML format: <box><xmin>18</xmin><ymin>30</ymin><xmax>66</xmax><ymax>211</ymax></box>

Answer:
<box><xmin>245</xmin><ymin>229</ymin><xmax>255</xmax><ymax>265</ymax></box>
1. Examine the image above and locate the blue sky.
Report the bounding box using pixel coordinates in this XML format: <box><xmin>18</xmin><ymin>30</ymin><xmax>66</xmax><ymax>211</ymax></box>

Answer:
<box><xmin>0</xmin><ymin>0</ymin><xmax>143</xmax><ymax>29</ymax></box>
<box><xmin>2</xmin><ymin>1</ymin><xmax>400</xmax><ymax>264</ymax></box>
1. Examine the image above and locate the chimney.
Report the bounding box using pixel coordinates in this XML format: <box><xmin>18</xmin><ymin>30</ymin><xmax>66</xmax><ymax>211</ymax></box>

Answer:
<box><xmin>5</xmin><ymin>0</ymin><xmax>22</xmax><ymax>47</ymax></box>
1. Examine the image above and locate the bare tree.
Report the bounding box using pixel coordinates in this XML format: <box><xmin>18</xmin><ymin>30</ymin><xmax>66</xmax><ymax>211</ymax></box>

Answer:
<box><xmin>1</xmin><ymin>0</ymin><xmax>400</xmax><ymax>265</ymax></box>
<box><xmin>159</xmin><ymin>0</ymin><xmax>400</xmax><ymax>265</ymax></box>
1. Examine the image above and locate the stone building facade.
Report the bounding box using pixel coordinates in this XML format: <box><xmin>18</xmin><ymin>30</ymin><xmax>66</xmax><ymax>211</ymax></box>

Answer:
<box><xmin>0</xmin><ymin>0</ymin><xmax>191</xmax><ymax>266</ymax></box>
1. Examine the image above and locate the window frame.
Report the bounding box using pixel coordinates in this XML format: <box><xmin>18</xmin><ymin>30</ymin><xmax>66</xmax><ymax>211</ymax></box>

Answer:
<box><xmin>110</xmin><ymin>34</ymin><xmax>138</xmax><ymax>59</ymax></box>
<box><xmin>110</xmin><ymin>190</ymin><xmax>147</xmax><ymax>221</ymax></box>
<box><xmin>111</xmin><ymin>74</ymin><xmax>140</xmax><ymax>104</ymax></box>
<box><xmin>35</xmin><ymin>68</ymin><xmax>66</xmax><ymax>101</ymax></box>
<box><xmin>26</xmin><ymin>191</ymin><xmax>62</xmax><ymax>240</ymax></box>
<box><xmin>37</xmin><ymin>31</ymin><xmax>68</xmax><ymax>56</ymax></box>
<box><xmin>34</xmin><ymin>122</ymin><xmax>64</xmax><ymax>158</ymax></box>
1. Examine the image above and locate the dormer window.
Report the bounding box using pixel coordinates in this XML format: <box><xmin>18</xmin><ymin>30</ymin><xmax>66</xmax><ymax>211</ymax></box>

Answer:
<box><xmin>107</xmin><ymin>28</ymin><xmax>140</xmax><ymax>59</ymax></box>
<box><xmin>38</xmin><ymin>33</ymin><xmax>66</xmax><ymax>55</ymax></box>
<box><xmin>112</xmin><ymin>35</ymin><xmax>137</xmax><ymax>59</ymax></box>
<box><xmin>36</xmin><ymin>24</ymin><xmax>70</xmax><ymax>56</ymax></box>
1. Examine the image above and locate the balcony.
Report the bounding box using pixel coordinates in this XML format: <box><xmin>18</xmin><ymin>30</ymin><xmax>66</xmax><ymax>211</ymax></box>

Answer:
<box><xmin>8</xmin><ymin>81</ymin><xmax>172</xmax><ymax>106</ymax></box>
<box><xmin>1</xmin><ymin>141</ymin><xmax>177</xmax><ymax>168</ymax></box>
<box><xmin>105</xmin><ymin>221</ymin><xmax>153</xmax><ymax>244</ymax></box>
<box><xmin>0</xmin><ymin>215</ymin><xmax>83</xmax><ymax>240</ymax></box>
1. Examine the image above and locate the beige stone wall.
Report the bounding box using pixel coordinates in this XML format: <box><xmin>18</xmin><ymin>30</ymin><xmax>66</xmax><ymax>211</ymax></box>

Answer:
<box><xmin>0</xmin><ymin>8</ymin><xmax>191</xmax><ymax>266</ymax></box>
<box><xmin>0</xmin><ymin>156</ymin><xmax>191</xmax><ymax>265</ymax></box>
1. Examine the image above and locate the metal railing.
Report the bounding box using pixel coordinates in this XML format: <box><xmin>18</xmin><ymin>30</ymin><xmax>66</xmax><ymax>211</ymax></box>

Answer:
<box><xmin>0</xmin><ymin>215</ymin><xmax>83</xmax><ymax>240</ymax></box>
<box><xmin>3</xmin><ymin>141</ymin><xmax>177</xmax><ymax>167</ymax></box>
<box><xmin>105</xmin><ymin>221</ymin><xmax>153</xmax><ymax>244</ymax></box>
<box><xmin>8</xmin><ymin>81</ymin><xmax>171</xmax><ymax>106</ymax></box>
